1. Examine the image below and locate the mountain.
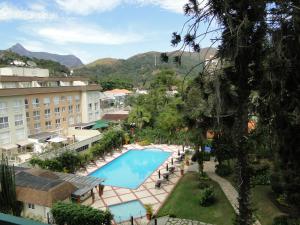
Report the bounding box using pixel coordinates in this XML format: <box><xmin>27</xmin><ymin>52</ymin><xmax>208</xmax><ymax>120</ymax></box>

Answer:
<box><xmin>0</xmin><ymin>50</ymin><xmax>70</xmax><ymax>77</ymax></box>
<box><xmin>74</xmin><ymin>47</ymin><xmax>217</xmax><ymax>86</ymax></box>
<box><xmin>8</xmin><ymin>43</ymin><xmax>83</xmax><ymax>68</ymax></box>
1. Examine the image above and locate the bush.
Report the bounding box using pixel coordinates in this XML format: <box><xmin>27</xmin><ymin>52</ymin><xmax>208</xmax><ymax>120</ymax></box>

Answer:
<box><xmin>252</xmin><ymin>163</ymin><xmax>271</xmax><ymax>185</ymax></box>
<box><xmin>215</xmin><ymin>164</ymin><xmax>232</xmax><ymax>177</ymax></box>
<box><xmin>198</xmin><ymin>182</ymin><xmax>210</xmax><ymax>189</ymax></box>
<box><xmin>52</xmin><ymin>202</ymin><xmax>113</xmax><ymax>225</ymax></box>
<box><xmin>199</xmin><ymin>186</ymin><xmax>215</xmax><ymax>206</ymax></box>
<box><xmin>271</xmin><ymin>172</ymin><xmax>284</xmax><ymax>195</ymax></box>
<box><xmin>272</xmin><ymin>215</ymin><xmax>300</xmax><ymax>225</ymax></box>
<box><xmin>138</xmin><ymin>140</ymin><xmax>151</xmax><ymax>146</ymax></box>
<box><xmin>203</xmin><ymin>152</ymin><xmax>211</xmax><ymax>161</ymax></box>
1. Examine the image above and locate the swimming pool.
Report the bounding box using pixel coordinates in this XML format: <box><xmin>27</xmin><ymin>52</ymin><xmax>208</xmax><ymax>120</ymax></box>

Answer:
<box><xmin>89</xmin><ymin>149</ymin><xmax>171</xmax><ymax>189</ymax></box>
<box><xmin>109</xmin><ymin>200</ymin><xmax>146</xmax><ymax>223</ymax></box>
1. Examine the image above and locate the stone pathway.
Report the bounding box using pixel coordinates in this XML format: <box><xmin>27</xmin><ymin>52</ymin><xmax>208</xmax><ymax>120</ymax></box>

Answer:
<box><xmin>150</xmin><ymin>216</ymin><xmax>213</xmax><ymax>225</ymax></box>
<box><xmin>204</xmin><ymin>161</ymin><xmax>261</xmax><ymax>225</ymax></box>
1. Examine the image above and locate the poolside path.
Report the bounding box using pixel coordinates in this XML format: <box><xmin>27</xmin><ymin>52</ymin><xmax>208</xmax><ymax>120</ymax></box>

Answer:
<box><xmin>150</xmin><ymin>216</ymin><xmax>214</xmax><ymax>225</ymax></box>
<box><xmin>204</xmin><ymin>161</ymin><xmax>261</xmax><ymax>225</ymax></box>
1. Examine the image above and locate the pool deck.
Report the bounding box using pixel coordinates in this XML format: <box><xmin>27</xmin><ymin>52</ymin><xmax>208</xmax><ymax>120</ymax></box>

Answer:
<box><xmin>76</xmin><ymin>144</ymin><xmax>190</xmax><ymax>224</ymax></box>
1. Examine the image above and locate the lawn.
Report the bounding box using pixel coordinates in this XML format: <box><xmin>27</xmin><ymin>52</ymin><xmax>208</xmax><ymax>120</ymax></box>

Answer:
<box><xmin>157</xmin><ymin>172</ymin><xmax>235</xmax><ymax>225</ymax></box>
<box><xmin>225</xmin><ymin>174</ymin><xmax>285</xmax><ymax>225</ymax></box>
<box><xmin>252</xmin><ymin>185</ymin><xmax>285</xmax><ymax>225</ymax></box>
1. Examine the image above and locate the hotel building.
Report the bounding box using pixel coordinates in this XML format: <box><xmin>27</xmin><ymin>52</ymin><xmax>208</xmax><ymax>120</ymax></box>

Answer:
<box><xmin>0</xmin><ymin>67</ymin><xmax>101</xmax><ymax>160</ymax></box>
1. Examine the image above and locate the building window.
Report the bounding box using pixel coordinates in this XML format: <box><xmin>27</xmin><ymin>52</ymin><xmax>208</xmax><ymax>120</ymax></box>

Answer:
<box><xmin>34</xmin><ymin>123</ymin><xmax>41</xmax><ymax>133</ymax></box>
<box><xmin>94</xmin><ymin>102</ymin><xmax>99</xmax><ymax>110</ymax></box>
<box><xmin>60</xmin><ymin>96</ymin><xmax>66</xmax><ymax>102</ymax></box>
<box><xmin>88</xmin><ymin>103</ymin><xmax>92</xmax><ymax>111</ymax></box>
<box><xmin>45</xmin><ymin>121</ymin><xmax>52</xmax><ymax>129</ymax></box>
<box><xmin>68</xmin><ymin>105</ymin><xmax>73</xmax><ymax>113</ymax></box>
<box><xmin>14</xmin><ymin>100</ymin><xmax>23</xmax><ymax>110</ymax></box>
<box><xmin>75</xmin><ymin>95</ymin><xmax>80</xmax><ymax>103</ymax></box>
<box><xmin>0</xmin><ymin>102</ymin><xmax>8</xmax><ymax>115</ymax></box>
<box><xmin>33</xmin><ymin>111</ymin><xmax>40</xmax><ymax>121</ymax></box>
<box><xmin>16</xmin><ymin>128</ymin><xmax>25</xmax><ymax>141</ymax></box>
<box><xmin>24</xmin><ymin>99</ymin><xmax>29</xmax><ymax>109</ymax></box>
<box><xmin>28</xmin><ymin>203</ymin><xmax>35</xmax><ymax>209</ymax></box>
<box><xmin>75</xmin><ymin>104</ymin><xmax>80</xmax><ymax>113</ymax></box>
<box><xmin>68</xmin><ymin>116</ymin><xmax>74</xmax><ymax>125</ymax></box>
<box><xmin>62</xmin><ymin>107</ymin><xmax>66</xmax><ymax>112</ymax></box>
<box><xmin>44</xmin><ymin>97</ymin><xmax>50</xmax><ymax>107</ymax></box>
<box><xmin>54</xmin><ymin>96</ymin><xmax>60</xmax><ymax>105</ymax></box>
<box><xmin>14</xmin><ymin>114</ymin><xmax>23</xmax><ymax>126</ymax></box>
<box><xmin>55</xmin><ymin>119</ymin><xmax>61</xmax><ymax>128</ymax></box>
<box><xmin>54</xmin><ymin>107</ymin><xmax>60</xmax><ymax>116</ymax></box>
<box><xmin>67</xmin><ymin>96</ymin><xmax>73</xmax><ymax>104</ymax></box>
<box><xmin>0</xmin><ymin>116</ymin><xmax>9</xmax><ymax>129</ymax></box>
<box><xmin>44</xmin><ymin>109</ymin><xmax>51</xmax><ymax>119</ymax></box>
<box><xmin>0</xmin><ymin>131</ymin><xmax>10</xmax><ymax>144</ymax></box>
<box><xmin>32</xmin><ymin>98</ymin><xmax>39</xmax><ymax>108</ymax></box>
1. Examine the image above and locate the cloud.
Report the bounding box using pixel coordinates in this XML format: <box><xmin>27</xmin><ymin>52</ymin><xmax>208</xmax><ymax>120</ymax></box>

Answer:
<box><xmin>136</xmin><ymin>0</ymin><xmax>188</xmax><ymax>14</ymax></box>
<box><xmin>35</xmin><ymin>23</ymin><xmax>143</xmax><ymax>45</ymax></box>
<box><xmin>54</xmin><ymin>0</ymin><xmax>189</xmax><ymax>15</ymax></box>
<box><xmin>55</xmin><ymin>0</ymin><xmax>122</xmax><ymax>15</ymax></box>
<box><xmin>0</xmin><ymin>2</ymin><xmax>57</xmax><ymax>21</ymax></box>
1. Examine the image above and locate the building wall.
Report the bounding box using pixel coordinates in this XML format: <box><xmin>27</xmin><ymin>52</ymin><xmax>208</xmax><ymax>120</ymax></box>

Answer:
<box><xmin>22</xmin><ymin>203</ymin><xmax>50</xmax><ymax>223</ymax></box>
<box><xmin>81</xmin><ymin>91</ymin><xmax>100</xmax><ymax>123</ymax></box>
<box><xmin>0</xmin><ymin>67</ymin><xmax>49</xmax><ymax>77</ymax></box>
<box><xmin>0</xmin><ymin>96</ymin><xmax>27</xmax><ymax>149</ymax></box>
<box><xmin>25</xmin><ymin>92</ymin><xmax>82</xmax><ymax>136</ymax></box>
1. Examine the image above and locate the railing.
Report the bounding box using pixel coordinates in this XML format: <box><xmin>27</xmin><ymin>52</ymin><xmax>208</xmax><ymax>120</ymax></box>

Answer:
<box><xmin>34</xmin><ymin>134</ymin><xmax>102</xmax><ymax>161</ymax></box>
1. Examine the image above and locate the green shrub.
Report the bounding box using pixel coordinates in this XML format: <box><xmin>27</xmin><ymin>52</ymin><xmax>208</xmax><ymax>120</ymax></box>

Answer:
<box><xmin>198</xmin><ymin>182</ymin><xmax>210</xmax><ymax>189</ymax></box>
<box><xmin>215</xmin><ymin>164</ymin><xmax>232</xmax><ymax>177</ymax></box>
<box><xmin>271</xmin><ymin>172</ymin><xmax>284</xmax><ymax>195</ymax></box>
<box><xmin>203</xmin><ymin>152</ymin><xmax>211</xmax><ymax>161</ymax></box>
<box><xmin>199</xmin><ymin>186</ymin><xmax>215</xmax><ymax>206</ymax></box>
<box><xmin>52</xmin><ymin>202</ymin><xmax>113</xmax><ymax>225</ymax></box>
<box><xmin>252</xmin><ymin>163</ymin><xmax>271</xmax><ymax>185</ymax></box>
<box><xmin>272</xmin><ymin>215</ymin><xmax>300</xmax><ymax>225</ymax></box>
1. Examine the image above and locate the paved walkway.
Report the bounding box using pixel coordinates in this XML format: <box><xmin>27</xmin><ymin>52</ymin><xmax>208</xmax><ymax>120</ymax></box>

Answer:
<box><xmin>150</xmin><ymin>216</ymin><xmax>213</xmax><ymax>225</ymax></box>
<box><xmin>204</xmin><ymin>161</ymin><xmax>261</xmax><ymax>225</ymax></box>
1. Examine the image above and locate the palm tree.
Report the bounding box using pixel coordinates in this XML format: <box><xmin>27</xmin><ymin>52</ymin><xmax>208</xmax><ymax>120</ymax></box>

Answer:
<box><xmin>128</xmin><ymin>106</ymin><xmax>151</xmax><ymax>129</ymax></box>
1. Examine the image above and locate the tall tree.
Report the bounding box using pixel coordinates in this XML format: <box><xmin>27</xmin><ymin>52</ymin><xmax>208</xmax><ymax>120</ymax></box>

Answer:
<box><xmin>169</xmin><ymin>1</ymin><xmax>268</xmax><ymax>224</ymax></box>
<box><xmin>0</xmin><ymin>156</ymin><xmax>22</xmax><ymax>216</ymax></box>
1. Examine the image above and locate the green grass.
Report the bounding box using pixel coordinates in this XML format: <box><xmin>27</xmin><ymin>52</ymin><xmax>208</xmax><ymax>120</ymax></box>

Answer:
<box><xmin>157</xmin><ymin>172</ymin><xmax>235</xmax><ymax>225</ymax></box>
<box><xmin>252</xmin><ymin>185</ymin><xmax>285</xmax><ymax>225</ymax></box>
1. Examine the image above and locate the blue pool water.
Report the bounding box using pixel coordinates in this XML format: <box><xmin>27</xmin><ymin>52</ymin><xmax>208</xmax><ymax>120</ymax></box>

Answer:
<box><xmin>89</xmin><ymin>149</ymin><xmax>171</xmax><ymax>189</ymax></box>
<box><xmin>109</xmin><ymin>200</ymin><xmax>146</xmax><ymax>223</ymax></box>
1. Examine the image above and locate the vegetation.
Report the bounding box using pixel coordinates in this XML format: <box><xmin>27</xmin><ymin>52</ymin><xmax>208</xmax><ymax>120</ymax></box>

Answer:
<box><xmin>0</xmin><ymin>51</ymin><xmax>70</xmax><ymax>76</ymax></box>
<box><xmin>0</xmin><ymin>156</ymin><xmax>22</xmax><ymax>216</ymax></box>
<box><xmin>74</xmin><ymin>50</ymin><xmax>216</xmax><ymax>87</ymax></box>
<box><xmin>199</xmin><ymin>186</ymin><xmax>215</xmax><ymax>207</ymax></box>
<box><xmin>157</xmin><ymin>172</ymin><xmax>235</xmax><ymax>225</ymax></box>
<box><xmin>51</xmin><ymin>202</ymin><xmax>113</xmax><ymax>225</ymax></box>
<box><xmin>30</xmin><ymin>129</ymin><xmax>125</xmax><ymax>173</ymax></box>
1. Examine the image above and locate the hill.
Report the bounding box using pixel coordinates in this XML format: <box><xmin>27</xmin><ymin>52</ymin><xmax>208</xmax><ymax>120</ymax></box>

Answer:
<box><xmin>0</xmin><ymin>50</ymin><xmax>70</xmax><ymax>76</ymax></box>
<box><xmin>74</xmin><ymin>48</ymin><xmax>217</xmax><ymax>86</ymax></box>
<box><xmin>8</xmin><ymin>43</ymin><xmax>83</xmax><ymax>68</ymax></box>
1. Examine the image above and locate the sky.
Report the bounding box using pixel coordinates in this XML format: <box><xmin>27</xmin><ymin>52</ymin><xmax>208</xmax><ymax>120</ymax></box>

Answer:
<box><xmin>0</xmin><ymin>0</ymin><xmax>213</xmax><ymax>64</ymax></box>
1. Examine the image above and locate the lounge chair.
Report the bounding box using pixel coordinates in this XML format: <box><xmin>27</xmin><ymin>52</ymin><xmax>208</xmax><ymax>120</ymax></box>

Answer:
<box><xmin>163</xmin><ymin>172</ymin><xmax>170</xmax><ymax>181</ymax></box>
<box><xmin>155</xmin><ymin>179</ymin><xmax>162</xmax><ymax>189</ymax></box>
<box><xmin>169</xmin><ymin>166</ymin><xmax>176</xmax><ymax>174</ymax></box>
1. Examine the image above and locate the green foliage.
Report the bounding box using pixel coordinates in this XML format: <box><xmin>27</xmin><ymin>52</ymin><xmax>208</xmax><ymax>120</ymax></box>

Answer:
<box><xmin>0</xmin><ymin>51</ymin><xmax>70</xmax><ymax>76</ymax></box>
<box><xmin>272</xmin><ymin>215</ymin><xmax>300</xmax><ymax>225</ymax></box>
<box><xmin>30</xmin><ymin>130</ymin><xmax>125</xmax><ymax>173</ymax></box>
<box><xmin>215</xmin><ymin>164</ymin><xmax>233</xmax><ymax>177</ymax></box>
<box><xmin>0</xmin><ymin>156</ymin><xmax>23</xmax><ymax>216</ymax></box>
<box><xmin>51</xmin><ymin>202</ymin><xmax>113</xmax><ymax>225</ymax></box>
<box><xmin>199</xmin><ymin>186</ymin><xmax>215</xmax><ymax>207</ymax></box>
<box><xmin>252</xmin><ymin>163</ymin><xmax>271</xmax><ymax>185</ymax></box>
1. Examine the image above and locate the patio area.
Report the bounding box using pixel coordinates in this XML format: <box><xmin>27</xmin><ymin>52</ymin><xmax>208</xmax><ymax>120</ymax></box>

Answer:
<box><xmin>76</xmin><ymin>144</ymin><xmax>192</xmax><ymax>224</ymax></box>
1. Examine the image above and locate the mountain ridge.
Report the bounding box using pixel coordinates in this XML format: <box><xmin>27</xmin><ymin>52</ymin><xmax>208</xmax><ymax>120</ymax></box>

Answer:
<box><xmin>8</xmin><ymin>43</ymin><xmax>83</xmax><ymax>68</ymax></box>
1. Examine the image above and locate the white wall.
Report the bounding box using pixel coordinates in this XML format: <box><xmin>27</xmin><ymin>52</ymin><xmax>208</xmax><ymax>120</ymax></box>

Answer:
<box><xmin>81</xmin><ymin>91</ymin><xmax>100</xmax><ymax>123</ymax></box>
<box><xmin>0</xmin><ymin>67</ymin><xmax>49</xmax><ymax>77</ymax></box>
<box><xmin>22</xmin><ymin>203</ymin><xmax>51</xmax><ymax>223</ymax></box>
